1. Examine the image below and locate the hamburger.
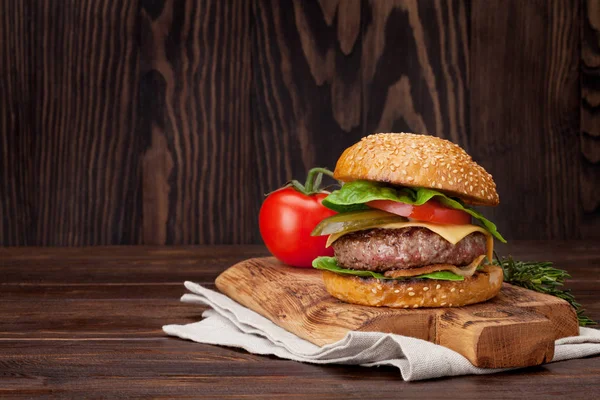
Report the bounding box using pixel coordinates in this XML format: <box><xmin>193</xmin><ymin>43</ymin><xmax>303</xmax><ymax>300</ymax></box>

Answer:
<box><xmin>311</xmin><ymin>133</ymin><xmax>505</xmax><ymax>308</ymax></box>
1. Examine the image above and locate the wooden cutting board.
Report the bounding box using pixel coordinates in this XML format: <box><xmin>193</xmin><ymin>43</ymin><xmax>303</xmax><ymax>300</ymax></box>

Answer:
<box><xmin>215</xmin><ymin>257</ymin><xmax>579</xmax><ymax>368</ymax></box>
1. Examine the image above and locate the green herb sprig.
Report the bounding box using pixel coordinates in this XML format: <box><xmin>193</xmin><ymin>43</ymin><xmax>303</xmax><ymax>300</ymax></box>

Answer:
<box><xmin>495</xmin><ymin>254</ymin><xmax>596</xmax><ymax>327</ymax></box>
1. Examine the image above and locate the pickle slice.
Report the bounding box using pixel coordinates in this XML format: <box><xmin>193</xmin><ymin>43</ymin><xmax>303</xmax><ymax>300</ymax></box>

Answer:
<box><xmin>311</xmin><ymin>209</ymin><xmax>408</xmax><ymax>237</ymax></box>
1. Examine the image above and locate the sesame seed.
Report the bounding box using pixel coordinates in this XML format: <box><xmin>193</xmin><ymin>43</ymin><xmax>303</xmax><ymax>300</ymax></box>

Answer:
<box><xmin>404</xmin><ymin>305</ymin><xmax>409</xmax><ymax>308</ymax></box>
<box><xmin>459</xmin><ymin>289</ymin><xmax>464</xmax><ymax>293</ymax></box>
<box><xmin>433</xmin><ymin>297</ymin><xmax>438</xmax><ymax>302</ymax></box>
<box><xmin>436</xmin><ymin>284</ymin><xmax>441</xmax><ymax>289</ymax></box>
<box><xmin>371</xmin><ymin>288</ymin><xmax>377</xmax><ymax>293</ymax></box>
<box><xmin>408</xmin><ymin>292</ymin><xmax>415</xmax><ymax>296</ymax></box>
<box><xmin>440</xmin><ymin>302</ymin><xmax>447</xmax><ymax>306</ymax></box>
<box><xmin>423</xmin><ymin>287</ymin><xmax>429</xmax><ymax>291</ymax></box>
<box><xmin>407</xmin><ymin>287</ymin><xmax>413</xmax><ymax>291</ymax></box>
<box><xmin>394</xmin><ymin>289</ymin><xmax>400</xmax><ymax>293</ymax></box>
<box><xmin>341</xmin><ymin>134</ymin><xmax>498</xmax><ymax>204</ymax></box>
<box><xmin>413</xmin><ymin>304</ymin><xmax>419</xmax><ymax>308</ymax></box>
<box><xmin>442</xmin><ymin>295</ymin><xmax>447</xmax><ymax>299</ymax></box>
<box><xmin>449</xmin><ymin>303</ymin><xmax>453</xmax><ymax>307</ymax></box>
<box><xmin>450</xmin><ymin>288</ymin><xmax>456</xmax><ymax>292</ymax></box>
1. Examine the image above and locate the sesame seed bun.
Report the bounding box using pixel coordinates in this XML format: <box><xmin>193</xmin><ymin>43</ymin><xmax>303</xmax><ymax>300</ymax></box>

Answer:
<box><xmin>321</xmin><ymin>265</ymin><xmax>503</xmax><ymax>308</ymax></box>
<box><xmin>333</xmin><ymin>133</ymin><xmax>499</xmax><ymax>206</ymax></box>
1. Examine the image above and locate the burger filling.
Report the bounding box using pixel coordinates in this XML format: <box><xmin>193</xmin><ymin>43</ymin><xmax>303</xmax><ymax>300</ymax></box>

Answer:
<box><xmin>311</xmin><ymin>180</ymin><xmax>505</xmax><ymax>282</ymax></box>
<box><xmin>332</xmin><ymin>227</ymin><xmax>486</xmax><ymax>272</ymax></box>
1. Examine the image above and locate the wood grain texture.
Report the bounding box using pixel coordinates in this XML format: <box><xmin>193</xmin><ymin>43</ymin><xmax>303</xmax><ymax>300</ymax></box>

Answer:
<box><xmin>252</xmin><ymin>0</ymin><xmax>365</xmax><ymax>198</ymax></box>
<box><xmin>0</xmin><ymin>0</ymin><xmax>141</xmax><ymax>245</ymax></box>
<box><xmin>0</xmin><ymin>245</ymin><xmax>268</xmax><ymax>284</ymax></box>
<box><xmin>0</xmin><ymin>244</ymin><xmax>598</xmax><ymax>397</ymax></box>
<box><xmin>0</xmin><ymin>299</ymin><xmax>202</xmax><ymax>338</ymax></box>
<box><xmin>1</xmin><ymin>342</ymin><xmax>598</xmax><ymax>399</ymax></box>
<box><xmin>139</xmin><ymin>0</ymin><xmax>253</xmax><ymax>245</ymax></box>
<box><xmin>1</xmin><ymin>0</ymin><xmax>597</xmax><ymax>244</ymax></box>
<box><xmin>362</xmin><ymin>0</ymin><xmax>470</xmax><ymax>146</ymax></box>
<box><xmin>581</xmin><ymin>0</ymin><xmax>600</xmax><ymax>239</ymax></box>
<box><xmin>252</xmin><ymin>0</ymin><xmax>471</xmax><ymax>198</ymax></box>
<box><xmin>470</xmin><ymin>0</ymin><xmax>582</xmax><ymax>240</ymax></box>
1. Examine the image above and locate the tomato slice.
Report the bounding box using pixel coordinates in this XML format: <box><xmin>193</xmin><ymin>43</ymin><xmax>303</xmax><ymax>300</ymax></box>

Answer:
<box><xmin>366</xmin><ymin>200</ymin><xmax>471</xmax><ymax>225</ymax></box>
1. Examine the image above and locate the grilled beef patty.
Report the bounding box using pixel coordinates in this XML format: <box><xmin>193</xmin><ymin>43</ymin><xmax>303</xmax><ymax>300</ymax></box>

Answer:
<box><xmin>332</xmin><ymin>227</ymin><xmax>486</xmax><ymax>272</ymax></box>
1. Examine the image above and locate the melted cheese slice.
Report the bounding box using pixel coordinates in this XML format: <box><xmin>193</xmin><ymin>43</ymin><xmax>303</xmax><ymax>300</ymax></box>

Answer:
<box><xmin>326</xmin><ymin>222</ymin><xmax>494</xmax><ymax>261</ymax></box>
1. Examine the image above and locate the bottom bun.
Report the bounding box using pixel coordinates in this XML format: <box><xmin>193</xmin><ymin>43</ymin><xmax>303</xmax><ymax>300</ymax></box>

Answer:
<box><xmin>321</xmin><ymin>265</ymin><xmax>503</xmax><ymax>308</ymax></box>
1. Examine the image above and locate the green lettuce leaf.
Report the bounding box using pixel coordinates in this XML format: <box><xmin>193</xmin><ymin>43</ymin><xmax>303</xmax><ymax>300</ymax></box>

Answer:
<box><xmin>322</xmin><ymin>180</ymin><xmax>506</xmax><ymax>243</ymax></box>
<box><xmin>312</xmin><ymin>256</ymin><xmax>465</xmax><ymax>281</ymax></box>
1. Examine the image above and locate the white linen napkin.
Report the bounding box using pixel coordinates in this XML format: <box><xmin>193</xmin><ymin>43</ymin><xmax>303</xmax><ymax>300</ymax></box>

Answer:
<box><xmin>163</xmin><ymin>281</ymin><xmax>600</xmax><ymax>381</ymax></box>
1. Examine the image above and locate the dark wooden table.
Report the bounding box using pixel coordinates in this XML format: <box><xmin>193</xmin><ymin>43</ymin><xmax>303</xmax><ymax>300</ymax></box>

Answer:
<box><xmin>1</xmin><ymin>243</ymin><xmax>599</xmax><ymax>398</ymax></box>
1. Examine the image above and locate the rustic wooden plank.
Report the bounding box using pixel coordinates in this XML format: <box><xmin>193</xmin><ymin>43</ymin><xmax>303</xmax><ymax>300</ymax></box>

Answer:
<box><xmin>252</xmin><ymin>0</ymin><xmax>365</xmax><ymax>197</ymax></box>
<box><xmin>362</xmin><ymin>0</ymin><xmax>470</xmax><ymax>145</ymax></box>
<box><xmin>581</xmin><ymin>0</ymin><xmax>600</xmax><ymax>239</ymax></box>
<box><xmin>1</xmin><ymin>283</ymin><xmax>211</xmax><ymax>300</ymax></box>
<box><xmin>0</xmin><ymin>258</ymin><xmax>232</xmax><ymax>284</ymax></box>
<box><xmin>0</xmin><ymin>0</ymin><xmax>142</xmax><ymax>245</ymax></box>
<box><xmin>139</xmin><ymin>0</ymin><xmax>253</xmax><ymax>245</ymax></box>
<box><xmin>0</xmin><ymin>0</ymin><xmax>593</xmax><ymax>244</ymax></box>
<box><xmin>495</xmin><ymin>240</ymin><xmax>600</xmax><ymax>267</ymax></box>
<box><xmin>0</xmin><ymin>245</ymin><xmax>268</xmax><ymax>260</ymax></box>
<box><xmin>0</xmin><ymin>299</ymin><xmax>201</xmax><ymax>338</ymax></box>
<box><xmin>0</xmin><ymin>340</ymin><xmax>599</xmax><ymax>398</ymax></box>
<box><xmin>0</xmin><ymin>246</ymin><xmax>269</xmax><ymax>284</ymax></box>
<box><xmin>470</xmin><ymin>0</ymin><xmax>581</xmax><ymax>240</ymax></box>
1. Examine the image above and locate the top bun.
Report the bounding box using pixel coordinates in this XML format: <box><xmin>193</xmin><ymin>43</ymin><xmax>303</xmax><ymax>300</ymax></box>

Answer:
<box><xmin>333</xmin><ymin>133</ymin><xmax>499</xmax><ymax>206</ymax></box>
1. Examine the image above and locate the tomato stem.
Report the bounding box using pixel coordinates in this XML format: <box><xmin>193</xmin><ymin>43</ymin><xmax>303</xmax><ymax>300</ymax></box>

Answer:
<box><xmin>289</xmin><ymin>180</ymin><xmax>306</xmax><ymax>193</ymax></box>
<box><xmin>304</xmin><ymin>167</ymin><xmax>335</xmax><ymax>194</ymax></box>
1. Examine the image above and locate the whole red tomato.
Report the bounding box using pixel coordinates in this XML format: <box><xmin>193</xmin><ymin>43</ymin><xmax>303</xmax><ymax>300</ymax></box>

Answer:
<box><xmin>259</xmin><ymin>169</ymin><xmax>337</xmax><ymax>268</ymax></box>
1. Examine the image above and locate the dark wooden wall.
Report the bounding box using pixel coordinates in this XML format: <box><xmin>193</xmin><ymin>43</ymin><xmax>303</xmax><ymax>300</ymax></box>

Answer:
<box><xmin>1</xmin><ymin>0</ymin><xmax>598</xmax><ymax>245</ymax></box>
